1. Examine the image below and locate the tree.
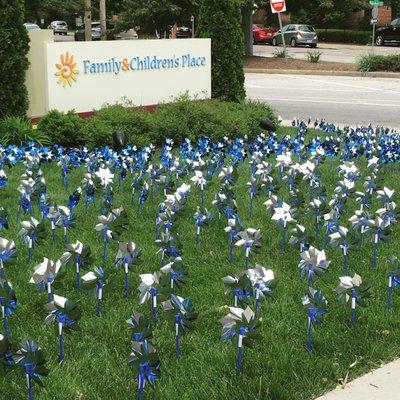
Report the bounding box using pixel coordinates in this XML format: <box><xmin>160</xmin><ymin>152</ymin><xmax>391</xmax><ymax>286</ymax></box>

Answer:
<box><xmin>197</xmin><ymin>0</ymin><xmax>245</xmax><ymax>102</ymax></box>
<box><xmin>117</xmin><ymin>0</ymin><xmax>199</xmax><ymax>35</ymax></box>
<box><xmin>0</xmin><ymin>0</ymin><xmax>30</xmax><ymax>118</ymax></box>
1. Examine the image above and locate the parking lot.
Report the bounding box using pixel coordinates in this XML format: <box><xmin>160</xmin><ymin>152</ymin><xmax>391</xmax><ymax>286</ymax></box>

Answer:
<box><xmin>254</xmin><ymin>42</ymin><xmax>400</xmax><ymax>64</ymax></box>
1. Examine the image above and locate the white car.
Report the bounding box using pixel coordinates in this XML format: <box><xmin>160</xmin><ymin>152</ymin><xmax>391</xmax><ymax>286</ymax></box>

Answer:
<box><xmin>48</xmin><ymin>21</ymin><xmax>68</xmax><ymax>35</ymax></box>
<box><xmin>115</xmin><ymin>28</ymin><xmax>139</xmax><ymax>40</ymax></box>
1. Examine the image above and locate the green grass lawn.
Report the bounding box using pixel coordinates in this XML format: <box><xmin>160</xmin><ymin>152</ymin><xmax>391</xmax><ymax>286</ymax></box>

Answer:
<box><xmin>1</xmin><ymin>129</ymin><xmax>400</xmax><ymax>400</ymax></box>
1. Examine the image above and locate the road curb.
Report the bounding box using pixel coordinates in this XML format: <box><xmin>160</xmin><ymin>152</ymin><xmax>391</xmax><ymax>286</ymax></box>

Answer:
<box><xmin>244</xmin><ymin>68</ymin><xmax>400</xmax><ymax>78</ymax></box>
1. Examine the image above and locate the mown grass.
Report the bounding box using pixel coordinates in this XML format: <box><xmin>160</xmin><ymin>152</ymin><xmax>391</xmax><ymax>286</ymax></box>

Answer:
<box><xmin>1</xmin><ymin>127</ymin><xmax>400</xmax><ymax>400</ymax></box>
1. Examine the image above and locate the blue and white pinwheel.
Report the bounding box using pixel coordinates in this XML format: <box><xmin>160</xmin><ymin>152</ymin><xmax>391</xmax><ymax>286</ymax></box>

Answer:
<box><xmin>56</xmin><ymin>206</ymin><xmax>76</xmax><ymax>243</ymax></box>
<box><xmin>246</xmin><ymin>265</ymin><xmax>274</xmax><ymax>313</ymax></box>
<box><xmin>126</xmin><ymin>309</ymin><xmax>154</xmax><ymax>342</ymax></box>
<box><xmin>235</xmin><ymin>228</ymin><xmax>262</xmax><ymax>270</ymax></box>
<box><xmin>335</xmin><ymin>273</ymin><xmax>371</xmax><ymax>326</ymax></box>
<box><xmin>162</xmin><ymin>294</ymin><xmax>197</xmax><ymax>357</ymax></box>
<box><xmin>81</xmin><ymin>267</ymin><xmax>108</xmax><ymax>317</ymax></box>
<box><xmin>224</xmin><ymin>217</ymin><xmax>243</xmax><ymax>263</ymax></box>
<box><xmin>220</xmin><ymin>306</ymin><xmax>261</xmax><ymax>372</ymax></box>
<box><xmin>128</xmin><ymin>340</ymin><xmax>160</xmax><ymax>400</ymax></box>
<box><xmin>0</xmin><ymin>237</ymin><xmax>16</xmax><ymax>272</ymax></box>
<box><xmin>15</xmin><ymin>339</ymin><xmax>49</xmax><ymax>400</ymax></box>
<box><xmin>19</xmin><ymin>218</ymin><xmax>47</xmax><ymax>261</ymax></box>
<box><xmin>29</xmin><ymin>258</ymin><xmax>63</xmax><ymax>302</ymax></box>
<box><xmin>298</xmin><ymin>246</ymin><xmax>330</xmax><ymax>288</ymax></box>
<box><xmin>138</xmin><ymin>272</ymin><xmax>161</xmax><ymax>322</ymax></box>
<box><xmin>44</xmin><ymin>294</ymin><xmax>81</xmax><ymax>363</ymax></box>
<box><xmin>222</xmin><ymin>271</ymin><xmax>252</xmax><ymax>308</ymax></box>
<box><xmin>0</xmin><ymin>276</ymin><xmax>17</xmax><ymax>340</ymax></box>
<box><xmin>387</xmin><ymin>256</ymin><xmax>400</xmax><ymax>311</ymax></box>
<box><xmin>302</xmin><ymin>288</ymin><xmax>327</xmax><ymax>353</ymax></box>
<box><xmin>193</xmin><ymin>206</ymin><xmax>212</xmax><ymax>243</ymax></box>
<box><xmin>115</xmin><ymin>241</ymin><xmax>142</xmax><ymax>298</ymax></box>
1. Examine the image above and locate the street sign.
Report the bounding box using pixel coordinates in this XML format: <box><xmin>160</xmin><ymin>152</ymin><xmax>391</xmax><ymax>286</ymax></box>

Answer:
<box><xmin>369</xmin><ymin>0</ymin><xmax>383</xmax><ymax>6</ymax></box>
<box><xmin>270</xmin><ymin>0</ymin><xmax>286</xmax><ymax>14</ymax></box>
<box><xmin>190</xmin><ymin>15</ymin><xmax>194</xmax><ymax>22</ymax></box>
<box><xmin>372</xmin><ymin>6</ymin><xmax>379</xmax><ymax>19</ymax></box>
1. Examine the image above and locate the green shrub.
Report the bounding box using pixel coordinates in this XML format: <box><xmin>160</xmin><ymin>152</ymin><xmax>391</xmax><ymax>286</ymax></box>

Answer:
<box><xmin>316</xmin><ymin>29</ymin><xmax>370</xmax><ymax>44</ymax></box>
<box><xmin>307</xmin><ymin>50</ymin><xmax>322</xmax><ymax>63</ymax></box>
<box><xmin>357</xmin><ymin>53</ymin><xmax>400</xmax><ymax>72</ymax></box>
<box><xmin>0</xmin><ymin>116</ymin><xmax>51</xmax><ymax>146</ymax></box>
<box><xmin>80</xmin><ymin>116</ymin><xmax>113</xmax><ymax>148</ymax></box>
<box><xmin>0</xmin><ymin>0</ymin><xmax>30</xmax><ymax>119</ymax></box>
<box><xmin>37</xmin><ymin>110</ymin><xmax>83</xmax><ymax>147</ymax></box>
<box><xmin>197</xmin><ymin>0</ymin><xmax>245</xmax><ymax>102</ymax></box>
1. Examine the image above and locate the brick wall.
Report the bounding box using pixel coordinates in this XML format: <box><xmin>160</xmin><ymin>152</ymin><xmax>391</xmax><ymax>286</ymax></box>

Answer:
<box><xmin>378</xmin><ymin>6</ymin><xmax>392</xmax><ymax>25</ymax></box>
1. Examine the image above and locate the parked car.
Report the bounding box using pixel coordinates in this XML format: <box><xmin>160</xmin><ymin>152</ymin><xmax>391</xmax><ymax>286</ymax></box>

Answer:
<box><xmin>176</xmin><ymin>26</ymin><xmax>192</xmax><ymax>38</ymax></box>
<box><xmin>376</xmin><ymin>18</ymin><xmax>400</xmax><ymax>46</ymax></box>
<box><xmin>272</xmin><ymin>24</ymin><xmax>318</xmax><ymax>47</ymax></box>
<box><xmin>23</xmin><ymin>23</ymin><xmax>40</xmax><ymax>30</ymax></box>
<box><xmin>75</xmin><ymin>22</ymin><xmax>101</xmax><ymax>41</ymax></box>
<box><xmin>48</xmin><ymin>21</ymin><xmax>68</xmax><ymax>35</ymax></box>
<box><xmin>115</xmin><ymin>28</ymin><xmax>138</xmax><ymax>40</ymax></box>
<box><xmin>253</xmin><ymin>24</ymin><xmax>277</xmax><ymax>44</ymax></box>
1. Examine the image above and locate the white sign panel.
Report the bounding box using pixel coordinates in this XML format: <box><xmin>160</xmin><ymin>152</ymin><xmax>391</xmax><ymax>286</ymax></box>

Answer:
<box><xmin>45</xmin><ymin>39</ymin><xmax>211</xmax><ymax>114</ymax></box>
<box><xmin>270</xmin><ymin>0</ymin><xmax>286</xmax><ymax>13</ymax></box>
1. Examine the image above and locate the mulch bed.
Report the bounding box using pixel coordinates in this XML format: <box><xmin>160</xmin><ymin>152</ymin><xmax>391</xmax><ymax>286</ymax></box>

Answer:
<box><xmin>245</xmin><ymin>56</ymin><xmax>356</xmax><ymax>71</ymax></box>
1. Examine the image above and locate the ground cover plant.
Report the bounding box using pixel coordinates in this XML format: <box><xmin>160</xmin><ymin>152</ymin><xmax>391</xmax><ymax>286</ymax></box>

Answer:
<box><xmin>1</xmin><ymin>122</ymin><xmax>400</xmax><ymax>400</ymax></box>
<box><xmin>357</xmin><ymin>53</ymin><xmax>400</xmax><ymax>72</ymax></box>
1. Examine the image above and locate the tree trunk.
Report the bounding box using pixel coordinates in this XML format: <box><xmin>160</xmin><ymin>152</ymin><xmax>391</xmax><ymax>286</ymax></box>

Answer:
<box><xmin>84</xmin><ymin>0</ymin><xmax>92</xmax><ymax>41</ymax></box>
<box><xmin>242</xmin><ymin>8</ymin><xmax>253</xmax><ymax>57</ymax></box>
<box><xmin>99</xmin><ymin>0</ymin><xmax>107</xmax><ymax>40</ymax></box>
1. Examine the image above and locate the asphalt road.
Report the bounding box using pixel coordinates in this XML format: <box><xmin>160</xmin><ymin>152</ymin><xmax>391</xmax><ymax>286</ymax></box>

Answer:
<box><xmin>253</xmin><ymin>42</ymin><xmax>400</xmax><ymax>64</ymax></box>
<box><xmin>245</xmin><ymin>73</ymin><xmax>400</xmax><ymax>128</ymax></box>
<box><xmin>53</xmin><ymin>33</ymin><xmax>75</xmax><ymax>42</ymax></box>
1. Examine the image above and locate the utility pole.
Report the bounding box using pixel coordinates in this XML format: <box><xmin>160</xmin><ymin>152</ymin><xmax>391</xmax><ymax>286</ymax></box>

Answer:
<box><xmin>84</xmin><ymin>0</ymin><xmax>92</xmax><ymax>41</ymax></box>
<box><xmin>242</xmin><ymin>7</ymin><xmax>253</xmax><ymax>56</ymax></box>
<box><xmin>99</xmin><ymin>0</ymin><xmax>107</xmax><ymax>40</ymax></box>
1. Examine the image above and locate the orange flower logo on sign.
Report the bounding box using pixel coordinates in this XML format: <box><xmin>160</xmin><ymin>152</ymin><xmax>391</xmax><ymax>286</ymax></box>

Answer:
<box><xmin>55</xmin><ymin>52</ymin><xmax>79</xmax><ymax>87</ymax></box>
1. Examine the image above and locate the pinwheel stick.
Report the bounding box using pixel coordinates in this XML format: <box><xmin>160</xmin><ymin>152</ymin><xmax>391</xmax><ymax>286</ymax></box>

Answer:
<box><xmin>124</xmin><ymin>263</ymin><xmax>129</xmax><ymax>298</ymax></box>
<box><xmin>196</xmin><ymin>225</ymin><xmax>200</xmax><ymax>244</ymax></box>
<box><xmin>47</xmin><ymin>280</ymin><xmax>53</xmax><ymax>303</ymax></box>
<box><xmin>315</xmin><ymin>214</ymin><xmax>320</xmax><ymax>241</ymax></box>
<box><xmin>103</xmin><ymin>229</ymin><xmax>108</xmax><ymax>261</ymax></box>
<box><xmin>351</xmin><ymin>289</ymin><xmax>357</xmax><ymax>326</ymax></box>
<box><xmin>175</xmin><ymin>314</ymin><xmax>181</xmax><ymax>358</ymax></box>
<box><xmin>255</xmin><ymin>290</ymin><xmax>260</xmax><ymax>314</ymax></box>
<box><xmin>307</xmin><ymin>316</ymin><xmax>312</xmax><ymax>353</ymax></box>
<box><xmin>343</xmin><ymin>247</ymin><xmax>349</xmax><ymax>275</ymax></box>
<box><xmin>237</xmin><ymin>327</ymin><xmax>246</xmax><ymax>372</ymax></box>
<box><xmin>245</xmin><ymin>246</ymin><xmax>250</xmax><ymax>271</ymax></box>
<box><xmin>28</xmin><ymin>237</ymin><xmax>33</xmax><ymax>261</ymax></box>
<box><xmin>51</xmin><ymin>221</ymin><xmax>56</xmax><ymax>242</ymax></box>
<box><xmin>58</xmin><ymin>322</ymin><xmax>64</xmax><ymax>363</ymax></box>
<box><xmin>97</xmin><ymin>284</ymin><xmax>103</xmax><ymax>317</ymax></box>
<box><xmin>26</xmin><ymin>372</ymin><xmax>33</xmax><ymax>400</ymax></box>
<box><xmin>137</xmin><ymin>366</ymin><xmax>146</xmax><ymax>400</ymax></box>
<box><xmin>151</xmin><ymin>289</ymin><xmax>157</xmax><ymax>322</ymax></box>
<box><xmin>388</xmin><ymin>276</ymin><xmax>394</xmax><ymax>310</ymax></box>
<box><xmin>1</xmin><ymin>306</ymin><xmax>9</xmax><ymax>340</ymax></box>
<box><xmin>280</xmin><ymin>223</ymin><xmax>287</xmax><ymax>249</ymax></box>
<box><xmin>76</xmin><ymin>256</ymin><xmax>81</xmax><ymax>291</ymax></box>
<box><xmin>371</xmin><ymin>232</ymin><xmax>379</xmax><ymax>267</ymax></box>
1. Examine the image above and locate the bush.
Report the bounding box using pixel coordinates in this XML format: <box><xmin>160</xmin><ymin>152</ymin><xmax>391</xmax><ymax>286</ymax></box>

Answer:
<box><xmin>357</xmin><ymin>53</ymin><xmax>400</xmax><ymax>72</ymax></box>
<box><xmin>316</xmin><ymin>29</ymin><xmax>370</xmax><ymax>44</ymax></box>
<box><xmin>0</xmin><ymin>116</ymin><xmax>50</xmax><ymax>146</ymax></box>
<box><xmin>37</xmin><ymin>110</ymin><xmax>83</xmax><ymax>147</ymax></box>
<box><xmin>197</xmin><ymin>0</ymin><xmax>245</xmax><ymax>102</ymax></box>
<box><xmin>0</xmin><ymin>1</ymin><xmax>30</xmax><ymax>118</ymax></box>
<box><xmin>307</xmin><ymin>50</ymin><xmax>322</xmax><ymax>63</ymax></box>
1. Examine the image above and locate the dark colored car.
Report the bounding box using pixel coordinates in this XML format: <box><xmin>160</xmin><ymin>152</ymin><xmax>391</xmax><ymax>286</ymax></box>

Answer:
<box><xmin>272</xmin><ymin>24</ymin><xmax>318</xmax><ymax>47</ymax></box>
<box><xmin>253</xmin><ymin>24</ymin><xmax>277</xmax><ymax>44</ymax></box>
<box><xmin>176</xmin><ymin>26</ymin><xmax>192</xmax><ymax>38</ymax></box>
<box><xmin>376</xmin><ymin>18</ymin><xmax>400</xmax><ymax>46</ymax></box>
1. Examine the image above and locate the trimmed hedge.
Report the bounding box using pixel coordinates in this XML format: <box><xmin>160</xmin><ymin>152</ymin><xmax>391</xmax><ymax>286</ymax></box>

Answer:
<box><xmin>316</xmin><ymin>29</ymin><xmax>371</xmax><ymax>44</ymax></box>
<box><xmin>0</xmin><ymin>98</ymin><xmax>277</xmax><ymax>148</ymax></box>
<box><xmin>357</xmin><ymin>53</ymin><xmax>400</xmax><ymax>72</ymax></box>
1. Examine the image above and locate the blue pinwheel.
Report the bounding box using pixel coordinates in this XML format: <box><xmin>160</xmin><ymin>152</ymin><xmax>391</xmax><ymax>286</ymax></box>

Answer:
<box><xmin>0</xmin><ymin>206</ymin><xmax>9</xmax><ymax>230</ymax></box>
<box><xmin>220</xmin><ymin>306</ymin><xmax>261</xmax><ymax>372</ymax></box>
<box><xmin>222</xmin><ymin>271</ymin><xmax>252</xmax><ymax>308</ymax></box>
<box><xmin>81</xmin><ymin>267</ymin><xmax>108</xmax><ymax>317</ymax></box>
<box><xmin>56</xmin><ymin>206</ymin><xmax>76</xmax><ymax>243</ymax></box>
<box><xmin>193</xmin><ymin>206</ymin><xmax>212</xmax><ymax>243</ymax></box>
<box><xmin>0</xmin><ymin>276</ymin><xmax>17</xmax><ymax>340</ymax></box>
<box><xmin>126</xmin><ymin>309</ymin><xmax>154</xmax><ymax>342</ymax></box>
<box><xmin>298</xmin><ymin>246</ymin><xmax>330</xmax><ymax>288</ymax></box>
<box><xmin>0</xmin><ymin>169</ymin><xmax>7</xmax><ymax>188</ymax></box>
<box><xmin>128</xmin><ymin>340</ymin><xmax>160</xmax><ymax>400</ymax></box>
<box><xmin>61</xmin><ymin>241</ymin><xmax>93</xmax><ymax>290</ymax></box>
<box><xmin>224</xmin><ymin>217</ymin><xmax>243</xmax><ymax>263</ymax></box>
<box><xmin>115</xmin><ymin>241</ymin><xmax>142</xmax><ymax>298</ymax></box>
<box><xmin>67</xmin><ymin>187</ymin><xmax>81</xmax><ymax>209</ymax></box>
<box><xmin>0</xmin><ymin>333</ymin><xmax>14</xmax><ymax>369</ymax></box>
<box><xmin>246</xmin><ymin>265</ymin><xmax>275</xmax><ymax>313</ymax></box>
<box><xmin>235</xmin><ymin>228</ymin><xmax>262</xmax><ymax>270</ymax></box>
<box><xmin>138</xmin><ymin>272</ymin><xmax>161</xmax><ymax>322</ymax></box>
<box><xmin>14</xmin><ymin>339</ymin><xmax>49</xmax><ymax>400</ymax></box>
<box><xmin>302</xmin><ymin>288</ymin><xmax>327</xmax><ymax>353</ymax></box>
<box><xmin>159</xmin><ymin>257</ymin><xmax>187</xmax><ymax>292</ymax></box>
<box><xmin>19</xmin><ymin>218</ymin><xmax>47</xmax><ymax>261</ymax></box>
<box><xmin>367</xmin><ymin>216</ymin><xmax>392</xmax><ymax>267</ymax></box>
<box><xmin>0</xmin><ymin>237</ymin><xmax>17</xmax><ymax>272</ymax></box>
<box><xmin>44</xmin><ymin>294</ymin><xmax>81</xmax><ymax>363</ymax></box>
<box><xmin>335</xmin><ymin>274</ymin><xmax>371</xmax><ymax>326</ymax></box>
<box><xmin>162</xmin><ymin>294</ymin><xmax>197</xmax><ymax>357</ymax></box>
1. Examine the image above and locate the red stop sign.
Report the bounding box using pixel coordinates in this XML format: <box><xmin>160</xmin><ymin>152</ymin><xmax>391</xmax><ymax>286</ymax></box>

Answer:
<box><xmin>270</xmin><ymin>0</ymin><xmax>286</xmax><ymax>13</ymax></box>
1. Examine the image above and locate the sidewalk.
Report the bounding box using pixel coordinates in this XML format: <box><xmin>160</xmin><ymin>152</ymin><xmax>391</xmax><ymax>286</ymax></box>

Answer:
<box><xmin>315</xmin><ymin>359</ymin><xmax>400</xmax><ymax>400</ymax></box>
